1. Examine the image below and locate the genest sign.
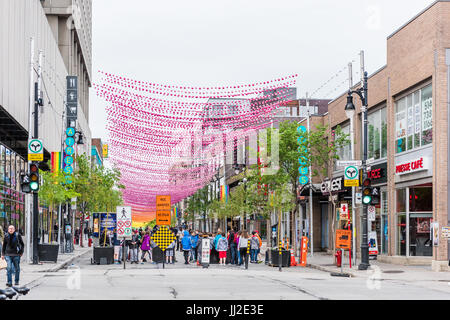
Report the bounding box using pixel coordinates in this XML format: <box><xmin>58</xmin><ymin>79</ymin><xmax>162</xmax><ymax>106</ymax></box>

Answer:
<box><xmin>321</xmin><ymin>176</ymin><xmax>343</xmax><ymax>194</ymax></box>
<box><xmin>395</xmin><ymin>157</ymin><xmax>429</xmax><ymax>176</ymax></box>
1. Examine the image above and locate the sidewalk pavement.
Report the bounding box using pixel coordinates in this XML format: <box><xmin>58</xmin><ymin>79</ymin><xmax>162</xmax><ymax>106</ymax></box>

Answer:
<box><xmin>6</xmin><ymin>245</ymin><xmax>92</xmax><ymax>287</ymax></box>
<box><xmin>304</xmin><ymin>252</ymin><xmax>450</xmax><ymax>282</ymax></box>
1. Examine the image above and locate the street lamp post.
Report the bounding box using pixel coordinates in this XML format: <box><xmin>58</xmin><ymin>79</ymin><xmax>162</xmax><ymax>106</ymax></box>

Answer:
<box><xmin>345</xmin><ymin>71</ymin><xmax>370</xmax><ymax>270</ymax></box>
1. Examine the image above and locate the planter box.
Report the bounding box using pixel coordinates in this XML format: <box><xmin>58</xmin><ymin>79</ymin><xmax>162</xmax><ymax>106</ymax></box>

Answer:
<box><xmin>38</xmin><ymin>244</ymin><xmax>59</xmax><ymax>263</ymax></box>
<box><xmin>92</xmin><ymin>246</ymin><xmax>114</xmax><ymax>265</ymax></box>
<box><xmin>268</xmin><ymin>248</ymin><xmax>290</xmax><ymax>267</ymax></box>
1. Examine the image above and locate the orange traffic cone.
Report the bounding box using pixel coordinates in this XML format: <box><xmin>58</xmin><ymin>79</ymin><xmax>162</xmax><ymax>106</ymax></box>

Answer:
<box><xmin>289</xmin><ymin>249</ymin><xmax>297</xmax><ymax>266</ymax></box>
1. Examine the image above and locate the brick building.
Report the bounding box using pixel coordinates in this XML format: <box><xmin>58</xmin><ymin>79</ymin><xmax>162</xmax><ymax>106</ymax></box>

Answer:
<box><xmin>305</xmin><ymin>1</ymin><xmax>450</xmax><ymax>271</ymax></box>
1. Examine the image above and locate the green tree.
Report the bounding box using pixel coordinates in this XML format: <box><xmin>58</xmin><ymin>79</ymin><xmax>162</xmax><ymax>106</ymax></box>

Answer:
<box><xmin>39</xmin><ymin>162</ymin><xmax>80</xmax><ymax>243</ymax></box>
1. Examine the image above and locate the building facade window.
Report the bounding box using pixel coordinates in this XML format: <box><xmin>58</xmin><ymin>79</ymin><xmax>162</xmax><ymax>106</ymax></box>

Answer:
<box><xmin>334</xmin><ymin>123</ymin><xmax>350</xmax><ymax>171</ymax></box>
<box><xmin>368</xmin><ymin>107</ymin><xmax>387</xmax><ymax>160</ymax></box>
<box><xmin>395</xmin><ymin>183</ymin><xmax>432</xmax><ymax>256</ymax></box>
<box><xmin>395</xmin><ymin>84</ymin><xmax>432</xmax><ymax>153</ymax></box>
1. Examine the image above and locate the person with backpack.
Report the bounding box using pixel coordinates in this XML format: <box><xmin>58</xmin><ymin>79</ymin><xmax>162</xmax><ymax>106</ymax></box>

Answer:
<box><xmin>250</xmin><ymin>231</ymin><xmax>261</xmax><ymax>263</ymax></box>
<box><xmin>181</xmin><ymin>230</ymin><xmax>191</xmax><ymax>264</ymax></box>
<box><xmin>2</xmin><ymin>225</ymin><xmax>24</xmax><ymax>287</ymax></box>
<box><xmin>238</xmin><ymin>230</ymin><xmax>250</xmax><ymax>266</ymax></box>
<box><xmin>190</xmin><ymin>230</ymin><xmax>199</xmax><ymax>262</ymax></box>
<box><xmin>216</xmin><ymin>233</ymin><xmax>228</xmax><ymax>265</ymax></box>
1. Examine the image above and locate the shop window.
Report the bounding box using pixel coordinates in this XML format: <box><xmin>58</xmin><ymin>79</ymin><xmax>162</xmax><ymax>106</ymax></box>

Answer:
<box><xmin>395</xmin><ymin>84</ymin><xmax>432</xmax><ymax>154</ymax></box>
<box><xmin>396</xmin><ymin>189</ymin><xmax>406</xmax><ymax>213</ymax></box>
<box><xmin>409</xmin><ymin>186</ymin><xmax>432</xmax><ymax>212</ymax></box>
<box><xmin>333</xmin><ymin>123</ymin><xmax>351</xmax><ymax>171</ymax></box>
<box><xmin>368</xmin><ymin>107</ymin><xmax>387</xmax><ymax>160</ymax></box>
<box><xmin>396</xmin><ymin>213</ymin><xmax>406</xmax><ymax>256</ymax></box>
<box><xmin>409</xmin><ymin>214</ymin><xmax>432</xmax><ymax>256</ymax></box>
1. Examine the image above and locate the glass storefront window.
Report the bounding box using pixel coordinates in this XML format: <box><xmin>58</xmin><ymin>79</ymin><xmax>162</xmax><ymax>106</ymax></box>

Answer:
<box><xmin>395</xmin><ymin>84</ymin><xmax>432</xmax><ymax>153</ymax></box>
<box><xmin>368</xmin><ymin>107</ymin><xmax>386</xmax><ymax>160</ymax></box>
<box><xmin>396</xmin><ymin>189</ymin><xmax>406</xmax><ymax>212</ymax></box>
<box><xmin>396</xmin><ymin>213</ymin><xmax>407</xmax><ymax>256</ymax></box>
<box><xmin>396</xmin><ymin>184</ymin><xmax>433</xmax><ymax>257</ymax></box>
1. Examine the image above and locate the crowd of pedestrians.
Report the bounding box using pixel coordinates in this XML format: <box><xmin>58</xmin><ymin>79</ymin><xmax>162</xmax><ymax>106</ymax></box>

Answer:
<box><xmin>113</xmin><ymin>226</ymin><xmax>263</xmax><ymax>267</ymax></box>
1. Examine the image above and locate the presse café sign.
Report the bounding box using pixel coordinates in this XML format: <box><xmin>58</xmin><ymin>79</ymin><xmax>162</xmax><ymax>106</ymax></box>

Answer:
<box><xmin>395</xmin><ymin>157</ymin><xmax>429</xmax><ymax>175</ymax></box>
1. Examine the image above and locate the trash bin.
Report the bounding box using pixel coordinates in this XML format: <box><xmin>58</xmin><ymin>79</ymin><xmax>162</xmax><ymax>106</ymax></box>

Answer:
<box><xmin>269</xmin><ymin>248</ymin><xmax>290</xmax><ymax>267</ymax></box>
<box><xmin>92</xmin><ymin>246</ymin><xmax>114</xmax><ymax>265</ymax></box>
<box><xmin>38</xmin><ymin>244</ymin><xmax>59</xmax><ymax>263</ymax></box>
<box><xmin>210</xmin><ymin>248</ymin><xmax>220</xmax><ymax>264</ymax></box>
<box><xmin>152</xmin><ymin>247</ymin><xmax>165</xmax><ymax>263</ymax></box>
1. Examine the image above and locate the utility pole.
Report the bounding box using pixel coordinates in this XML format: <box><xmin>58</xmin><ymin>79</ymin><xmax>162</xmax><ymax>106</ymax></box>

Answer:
<box><xmin>306</xmin><ymin>93</ymin><xmax>313</xmax><ymax>257</ymax></box>
<box><xmin>26</xmin><ymin>37</ymin><xmax>34</xmax><ymax>264</ymax></box>
<box><xmin>32</xmin><ymin>50</ymin><xmax>43</xmax><ymax>264</ymax></box>
<box><xmin>349</xmin><ymin>62</ymin><xmax>356</xmax><ymax>267</ymax></box>
<box><xmin>359</xmin><ymin>50</ymin><xmax>370</xmax><ymax>270</ymax></box>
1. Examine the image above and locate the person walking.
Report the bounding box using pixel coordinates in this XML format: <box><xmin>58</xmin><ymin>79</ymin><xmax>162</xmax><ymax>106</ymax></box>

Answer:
<box><xmin>181</xmin><ymin>230</ymin><xmax>191</xmax><ymax>264</ymax></box>
<box><xmin>250</xmin><ymin>231</ymin><xmax>261</xmax><ymax>263</ymax></box>
<box><xmin>166</xmin><ymin>240</ymin><xmax>175</xmax><ymax>264</ymax></box>
<box><xmin>129</xmin><ymin>230</ymin><xmax>140</xmax><ymax>264</ymax></box>
<box><xmin>216</xmin><ymin>233</ymin><xmax>228</xmax><ymax>265</ymax></box>
<box><xmin>2</xmin><ymin>225</ymin><xmax>24</xmax><ymax>287</ymax></box>
<box><xmin>190</xmin><ymin>231</ymin><xmax>199</xmax><ymax>262</ymax></box>
<box><xmin>254</xmin><ymin>230</ymin><xmax>263</xmax><ymax>263</ymax></box>
<box><xmin>140</xmin><ymin>231</ymin><xmax>151</xmax><ymax>263</ymax></box>
<box><xmin>235</xmin><ymin>231</ymin><xmax>241</xmax><ymax>265</ymax></box>
<box><xmin>228</xmin><ymin>230</ymin><xmax>237</xmax><ymax>265</ymax></box>
<box><xmin>238</xmin><ymin>230</ymin><xmax>250</xmax><ymax>266</ymax></box>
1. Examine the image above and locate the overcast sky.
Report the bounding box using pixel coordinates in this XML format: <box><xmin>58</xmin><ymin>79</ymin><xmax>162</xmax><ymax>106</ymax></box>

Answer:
<box><xmin>89</xmin><ymin>0</ymin><xmax>434</xmax><ymax>140</ymax></box>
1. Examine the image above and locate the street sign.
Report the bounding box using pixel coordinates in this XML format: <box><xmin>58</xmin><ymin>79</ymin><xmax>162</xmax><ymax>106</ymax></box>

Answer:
<box><xmin>299</xmin><ymin>176</ymin><xmax>309</xmax><ymax>185</ymax></box>
<box><xmin>337</xmin><ymin>160</ymin><xmax>362</xmax><ymax>167</ymax></box>
<box><xmin>442</xmin><ymin>226</ymin><xmax>450</xmax><ymax>238</ymax></box>
<box><xmin>64</xmin><ymin>156</ymin><xmax>74</xmax><ymax>166</ymax></box>
<box><xmin>151</xmin><ymin>225</ymin><xmax>176</xmax><ymax>251</ymax></box>
<box><xmin>156</xmin><ymin>195</ymin><xmax>171</xmax><ymax>225</ymax></box>
<box><xmin>102</xmin><ymin>144</ymin><xmax>109</xmax><ymax>158</ymax></box>
<box><xmin>368</xmin><ymin>206</ymin><xmax>376</xmax><ymax>221</ymax></box>
<box><xmin>355</xmin><ymin>192</ymin><xmax>362</xmax><ymax>204</ymax></box>
<box><xmin>340</xmin><ymin>203</ymin><xmax>348</xmax><ymax>220</ymax></box>
<box><xmin>63</xmin><ymin>165</ymin><xmax>73</xmax><ymax>175</ymax></box>
<box><xmin>28</xmin><ymin>139</ymin><xmax>44</xmax><ymax>161</ymax></box>
<box><xmin>336</xmin><ymin>229</ymin><xmax>351</xmax><ymax>250</ymax></box>
<box><xmin>116</xmin><ymin>206</ymin><xmax>132</xmax><ymax>239</ymax></box>
<box><xmin>201</xmin><ymin>238</ymin><xmax>211</xmax><ymax>266</ymax></box>
<box><xmin>344</xmin><ymin>165</ymin><xmax>360</xmax><ymax>187</ymax></box>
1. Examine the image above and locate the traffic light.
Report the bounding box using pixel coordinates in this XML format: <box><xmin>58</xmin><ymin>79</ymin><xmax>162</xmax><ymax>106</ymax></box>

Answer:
<box><xmin>20</xmin><ymin>174</ymin><xmax>31</xmax><ymax>193</ymax></box>
<box><xmin>362</xmin><ymin>177</ymin><xmax>372</xmax><ymax>205</ymax></box>
<box><xmin>29</xmin><ymin>163</ymin><xmax>40</xmax><ymax>192</ymax></box>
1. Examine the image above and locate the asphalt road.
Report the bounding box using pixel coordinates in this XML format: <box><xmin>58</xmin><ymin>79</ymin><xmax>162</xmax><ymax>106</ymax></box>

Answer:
<box><xmin>22</xmin><ymin>251</ymin><xmax>450</xmax><ymax>300</ymax></box>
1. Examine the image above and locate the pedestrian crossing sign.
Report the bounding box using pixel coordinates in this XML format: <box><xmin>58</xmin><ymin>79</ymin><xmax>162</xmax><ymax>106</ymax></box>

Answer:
<box><xmin>151</xmin><ymin>226</ymin><xmax>176</xmax><ymax>251</ymax></box>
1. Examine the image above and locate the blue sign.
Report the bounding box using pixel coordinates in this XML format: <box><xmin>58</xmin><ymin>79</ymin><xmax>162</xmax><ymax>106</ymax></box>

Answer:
<box><xmin>298</xmin><ymin>156</ymin><xmax>308</xmax><ymax>166</ymax></box>
<box><xmin>299</xmin><ymin>176</ymin><xmax>309</xmax><ymax>185</ymax></box>
<box><xmin>65</xmin><ymin>137</ymin><xmax>75</xmax><ymax>147</ymax></box>
<box><xmin>64</xmin><ymin>156</ymin><xmax>74</xmax><ymax>166</ymax></box>
<box><xmin>299</xmin><ymin>167</ymin><xmax>308</xmax><ymax>175</ymax></box>
<box><xmin>66</xmin><ymin>127</ymin><xmax>76</xmax><ymax>137</ymax></box>
<box><xmin>297</xmin><ymin>137</ymin><xmax>306</xmax><ymax>145</ymax></box>
<box><xmin>63</xmin><ymin>165</ymin><xmax>73</xmax><ymax>175</ymax></box>
<box><xmin>298</xmin><ymin>146</ymin><xmax>307</xmax><ymax>153</ymax></box>
<box><xmin>65</xmin><ymin>146</ymin><xmax>75</xmax><ymax>156</ymax></box>
<box><xmin>64</xmin><ymin>175</ymin><xmax>73</xmax><ymax>184</ymax></box>
<box><xmin>297</xmin><ymin>126</ymin><xmax>307</xmax><ymax>134</ymax></box>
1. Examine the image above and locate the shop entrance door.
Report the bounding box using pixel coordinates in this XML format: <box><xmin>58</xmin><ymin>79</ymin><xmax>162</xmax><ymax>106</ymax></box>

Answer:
<box><xmin>321</xmin><ymin>204</ymin><xmax>328</xmax><ymax>250</ymax></box>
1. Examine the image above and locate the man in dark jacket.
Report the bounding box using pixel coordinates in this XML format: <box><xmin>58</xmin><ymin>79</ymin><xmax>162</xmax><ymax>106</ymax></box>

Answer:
<box><xmin>2</xmin><ymin>225</ymin><xmax>24</xmax><ymax>287</ymax></box>
<box><xmin>129</xmin><ymin>230</ymin><xmax>140</xmax><ymax>264</ymax></box>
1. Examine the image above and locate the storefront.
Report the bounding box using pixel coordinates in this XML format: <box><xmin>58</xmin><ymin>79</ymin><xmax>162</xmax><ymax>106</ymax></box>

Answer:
<box><xmin>321</xmin><ymin>176</ymin><xmax>352</xmax><ymax>250</ymax></box>
<box><xmin>367</xmin><ymin>162</ymin><xmax>388</xmax><ymax>256</ymax></box>
<box><xmin>0</xmin><ymin>144</ymin><xmax>27</xmax><ymax>234</ymax></box>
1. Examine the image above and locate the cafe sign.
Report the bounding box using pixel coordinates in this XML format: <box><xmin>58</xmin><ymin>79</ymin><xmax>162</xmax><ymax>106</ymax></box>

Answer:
<box><xmin>395</xmin><ymin>157</ymin><xmax>429</xmax><ymax>176</ymax></box>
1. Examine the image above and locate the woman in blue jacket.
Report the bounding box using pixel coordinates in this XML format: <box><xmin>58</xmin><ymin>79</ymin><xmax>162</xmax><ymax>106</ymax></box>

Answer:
<box><xmin>181</xmin><ymin>230</ymin><xmax>191</xmax><ymax>264</ymax></box>
<box><xmin>190</xmin><ymin>231</ymin><xmax>199</xmax><ymax>262</ymax></box>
